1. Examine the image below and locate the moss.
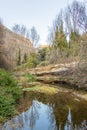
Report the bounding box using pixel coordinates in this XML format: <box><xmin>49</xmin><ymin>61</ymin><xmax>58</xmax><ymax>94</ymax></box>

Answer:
<box><xmin>23</xmin><ymin>85</ymin><xmax>58</xmax><ymax>95</ymax></box>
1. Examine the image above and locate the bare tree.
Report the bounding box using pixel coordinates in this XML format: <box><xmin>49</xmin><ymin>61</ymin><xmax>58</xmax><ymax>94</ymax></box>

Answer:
<box><xmin>55</xmin><ymin>10</ymin><xmax>64</xmax><ymax>31</ymax></box>
<box><xmin>12</xmin><ymin>24</ymin><xmax>27</xmax><ymax>36</ymax></box>
<box><xmin>29</xmin><ymin>26</ymin><xmax>40</xmax><ymax>47</ymax></box>
<box><xmin>12</xmin><ymin>24</ymin><xmax>20</xmax><ymax>33</ymax></box>
<box><xmin>78</xmin><ymin>4</ymin><xmax>87</xmax><ymax>33</ymax></box>
<box><xmin>12</xmin><ymin>25</ymin><xmax>40</xmax><ymax>47</ymax></box>
<box><xmin>20</xmin><ymin>25</ymin><xmax>27</xmax><ymax>36</ymax></box>
<box><xmin>47</xmin><ymin>9</ymin><xmax>64</xmax><ymax>45</ymax></box>
<box><xmin>47</xmin><ymin>27</ymin><xmax>54</xmax><ymax>45</ymax></box>
<box><xmin>26</xmin><ymin>30</ymin><xmax>30</xmax><ymax>38</ymax></box>
<box><xmin>64</xmin><ymin>0</ymin><xmax>87</xmax><ymax>34</ymax></box>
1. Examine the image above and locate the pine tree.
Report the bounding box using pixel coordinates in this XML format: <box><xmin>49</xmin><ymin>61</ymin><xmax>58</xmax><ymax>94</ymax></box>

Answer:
<box><xmin>70</xmin><ymin>31</ymin><xmax>80</xmax><ymax>47</ymax></box>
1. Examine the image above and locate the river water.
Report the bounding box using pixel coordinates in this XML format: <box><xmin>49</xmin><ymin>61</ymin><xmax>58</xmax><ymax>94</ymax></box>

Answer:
<box><xmin>1</xmin><ymin>90</ymin><xmax>87</xmax><ymax>130</ymax></box>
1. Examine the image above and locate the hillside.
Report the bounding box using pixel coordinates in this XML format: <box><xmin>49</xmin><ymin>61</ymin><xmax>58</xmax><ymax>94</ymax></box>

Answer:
<box><xmin>0</xmin><ymin>24</ymin><xmax>33</xmax><ymax>70</ymax></box>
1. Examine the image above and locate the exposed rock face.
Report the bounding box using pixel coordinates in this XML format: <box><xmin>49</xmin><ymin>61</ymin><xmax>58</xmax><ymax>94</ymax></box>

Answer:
<box><xmin>0</xmin><ymin>24</ymin><xmax>33</xmax><ymax>70</ymax></box>
<box><xmin>15</xmin><ymin>62</ymin><xmax>87</xmax><ymax>90</ymax></box>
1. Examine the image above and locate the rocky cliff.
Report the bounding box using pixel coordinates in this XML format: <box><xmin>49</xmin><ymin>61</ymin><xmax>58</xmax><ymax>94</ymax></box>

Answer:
<box><xmin>0</xmin><ymin>24</ymin><xmax>33</xmax><ymax>70</ymax></box>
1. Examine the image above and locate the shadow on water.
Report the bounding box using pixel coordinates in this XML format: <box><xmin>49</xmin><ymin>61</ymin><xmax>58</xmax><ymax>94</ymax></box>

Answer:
<box><xmin>1</xmin><ymin>91</ymin><xmax>87</xmax><ymax>130</ymax></box>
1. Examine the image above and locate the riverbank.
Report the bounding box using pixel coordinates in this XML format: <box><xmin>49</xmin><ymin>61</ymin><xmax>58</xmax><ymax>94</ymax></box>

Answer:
<box><xmin>14</xmin><ymin>61</ymin><xmax>87</xmax><ymax>100</ymax></box>
<box><xmin>0</xmin><ymin>63</ymin><xmax>87</xmax><ymax>126</ymax></box>
<box><xmin>1</xmin><ymin>62</ymin><xmax>86</xmax><ymax>124</ymax></box>
<box><xmin>14</xmin><ymin>62</ymin><xmax>87</xmax><ymax>91</ymax></box>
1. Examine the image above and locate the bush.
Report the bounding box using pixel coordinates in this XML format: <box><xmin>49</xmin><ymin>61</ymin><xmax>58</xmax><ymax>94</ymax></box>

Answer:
<box><xmin>15</xmin><ymin>52</ymin><xmax>40</xmax><ymax>70</ymax></box>
<box><xmin>0</xmin><ymin>69</ymin><xmax>21</xmax><ymax>123</ymax></box>
<box><xmin>27</xmin><ymin>53</ymin><xmax>39</xmax><ymax>68</ymax></box>
<box><xmin>0</xmin><ymin>69</ymin><xmax>21</xmax><ymax>100</ymax></box>
<box><xmin>38</xmin><ymin>48</ymin><xmax>47</xmax><ymax>61</ymax></box>
<box><xmin>27</xmin><ymin>73</ymin><xmax>36</xmax><ymax>82</ymax></box>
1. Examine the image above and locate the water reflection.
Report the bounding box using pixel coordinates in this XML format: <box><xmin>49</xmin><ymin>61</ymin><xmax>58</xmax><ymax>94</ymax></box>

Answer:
<box><xmin>64</xmin><ymin>108</ymin><xmax>73</xmax><ymax>130</ymax></box>
<box><xmin>64</xmin><ymin>108</ymin><xmax>87</xmax><ymax>130</ymax></box>
<box><xmin>1</xmin><ymin>91</ymin><xmax>87</xmax><ymax>130</ymax></box>
<box><xmin>2</xmin><ymin>100</ymin><xmax>57</xmax><ymax>130</ymax></box>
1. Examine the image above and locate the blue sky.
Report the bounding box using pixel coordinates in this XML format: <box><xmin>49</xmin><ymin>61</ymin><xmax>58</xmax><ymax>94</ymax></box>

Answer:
<box><xmin>0</xmin><ymin>0</ymin><xmax>84</xmax><ymax>44</ymax></box>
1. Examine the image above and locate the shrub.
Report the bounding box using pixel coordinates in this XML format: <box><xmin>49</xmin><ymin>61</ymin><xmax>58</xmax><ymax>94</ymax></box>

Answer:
<box><xmin>27</xmin><ymin>73</ymin><xmax>36</xmax><ymax>82</ymax></box>
<box><xmin>0</xmin><ymin>69</ymin><xmax>21</xmax><ymax>123</ymax></box>
<box><xmin>27</xmin><ymin>53</ymin><xmax>39</xmax><ymax>68</ymax></box>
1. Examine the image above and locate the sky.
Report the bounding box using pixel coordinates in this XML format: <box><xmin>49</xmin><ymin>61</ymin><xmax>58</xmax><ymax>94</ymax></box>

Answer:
<box><xmin>0</xmin><ymin>0</ymin><xmax>85</xmax><ymax>45</ymax></box>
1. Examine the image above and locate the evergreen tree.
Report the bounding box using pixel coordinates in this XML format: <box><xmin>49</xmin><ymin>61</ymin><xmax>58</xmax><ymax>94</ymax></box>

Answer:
<box><xmin>53</xmin><ymin>26</ymin><xmax>68</xmax><ymax>55</ymax></box>
<box><xmin>17</xmin><ymin>48</ymin><xmax>21</xmax><ymax>65</ymax></box>
<box><xmin>23</xmin><ymin>53</ymin><xmax>27</xmax><ymax>63</ymax></box>
<box><xmin>70</xmin><ymin>31</ymin><xmax>80</xmax><ymax>46</ymax></box>
<box><xmin>69</xmin><ymin>31</ymin><xmax>80</xmax><ymax>56</ymax></box>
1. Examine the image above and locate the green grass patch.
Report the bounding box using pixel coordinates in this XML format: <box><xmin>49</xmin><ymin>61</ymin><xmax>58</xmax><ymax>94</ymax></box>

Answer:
<box><xmin>23</xmin><ymin>85</ymin><xmax>58</xmax><ymax>95</ymax></box>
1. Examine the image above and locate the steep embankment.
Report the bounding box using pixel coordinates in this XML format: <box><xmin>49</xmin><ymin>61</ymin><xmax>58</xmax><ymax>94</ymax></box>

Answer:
<box><xmin>0</xmin><ymin>24</ymin><xmax>32</xmax><ymax>70</ymax></box>
<box><xmin>34</xmin><ymin>63</ymin><xmax>87</xmax><ymax>90</ymax></box>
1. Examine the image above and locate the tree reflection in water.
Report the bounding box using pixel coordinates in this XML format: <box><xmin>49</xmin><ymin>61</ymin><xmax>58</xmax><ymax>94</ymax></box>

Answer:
<box><xmin>64</xmin><ymin>108</ymin><xmax>87</xmax><ymax>130</ymax></box>
<box><xmin>47</xmin><ymin>104</ymin><xmax>57</xmax><ymax>130</ymax></box>
<box><xmin>1</xmin><ymin>100</ymin><xmax>87</xmax><ymax>130</ymax></box>
<box><xmin>29</xmin><ymin>100</ymin><xmax>40</xmax><ymax>130</ymax></box>
<box><xmin>2</xmin><ymin>100</ymin><xmax>56</xmax><ymax>130</ymax></box>
<box><xmin>64</xmin><ymin>108</ymin><xmax>73</xmax><ymax>130</ymax></box>
<box><xmin>2</xmin><ymin>100</ymin><xmax>40</xmax><ymax>130</ymax></box>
